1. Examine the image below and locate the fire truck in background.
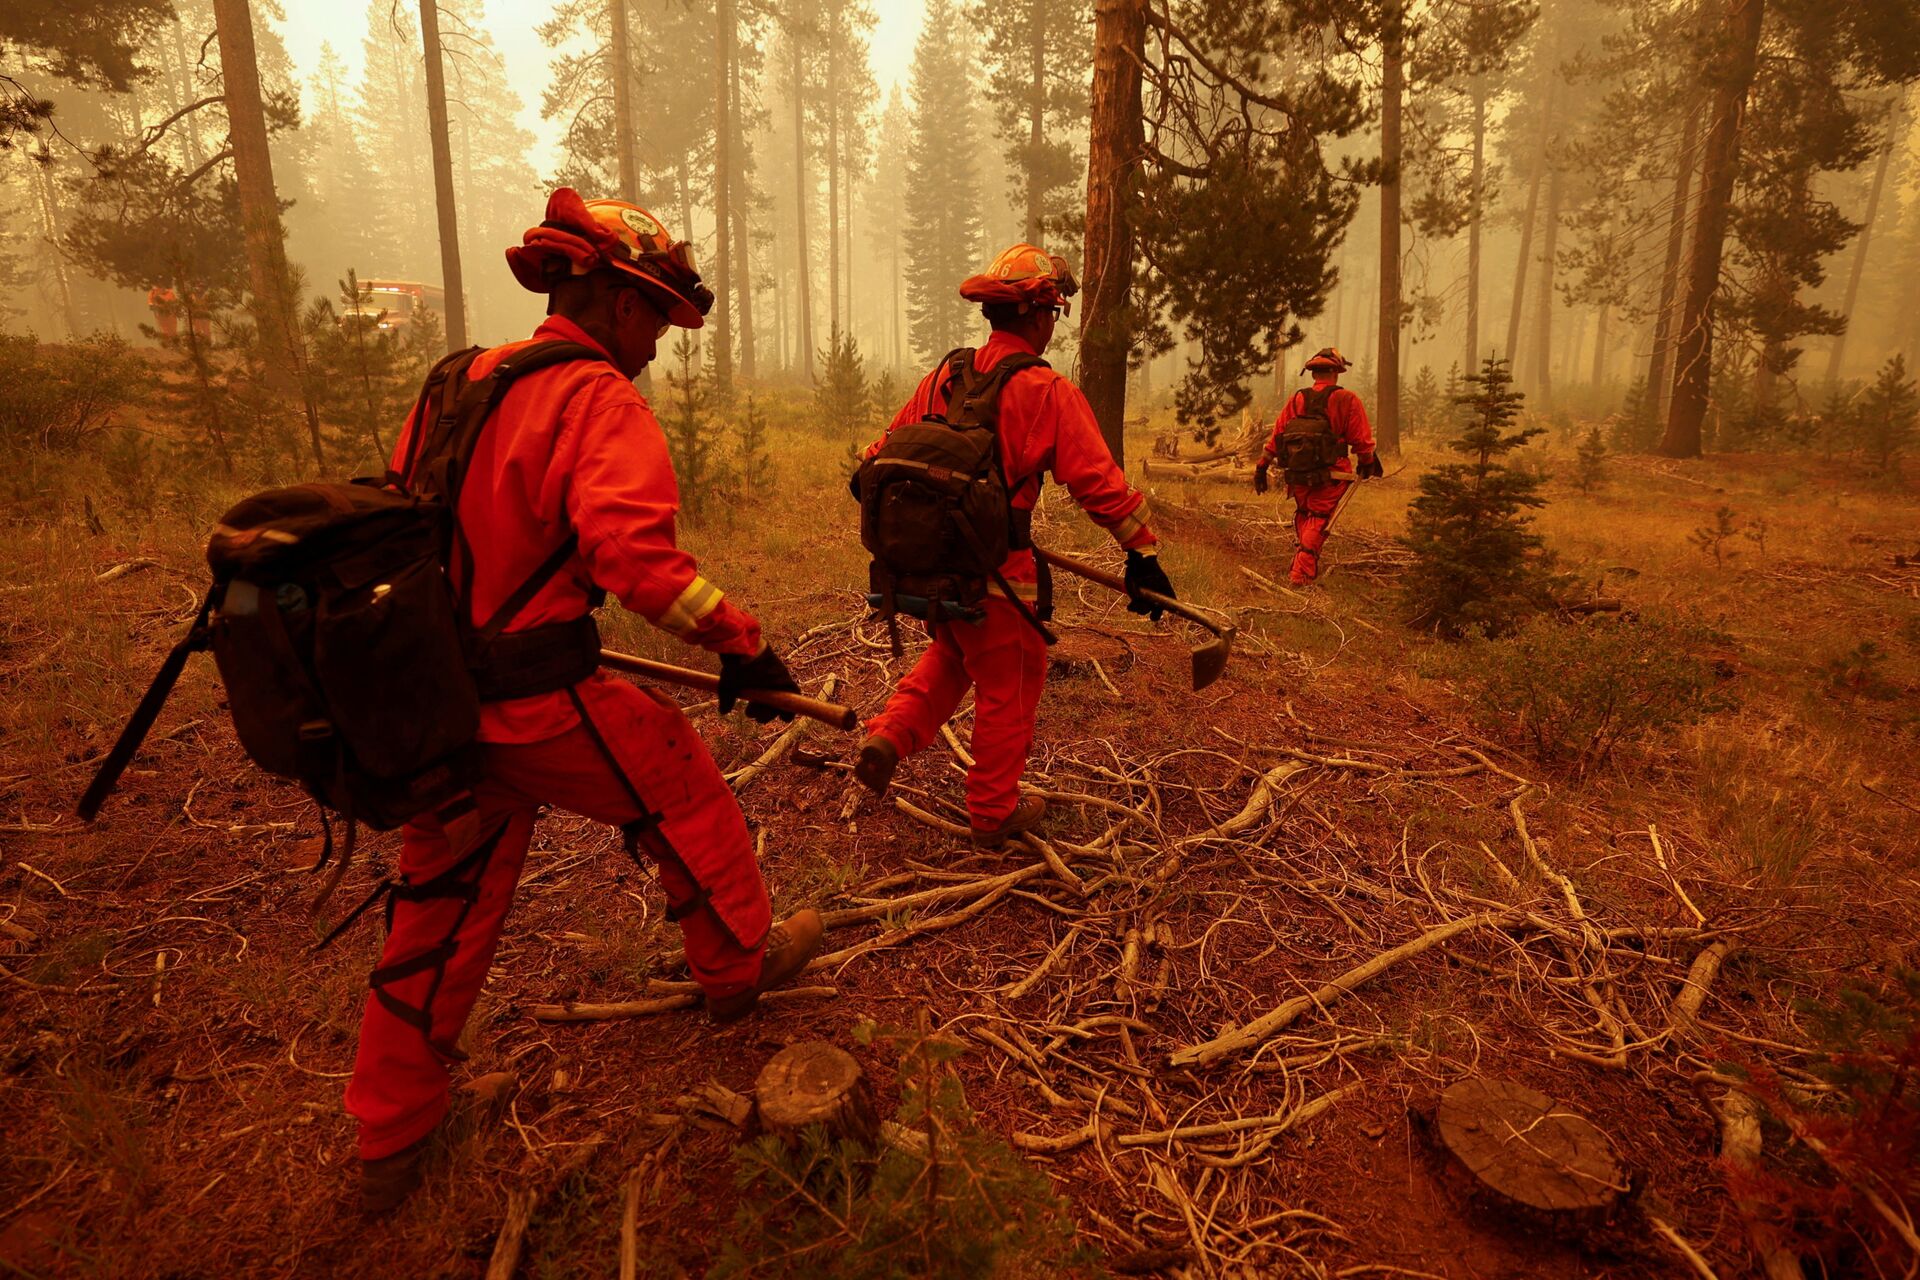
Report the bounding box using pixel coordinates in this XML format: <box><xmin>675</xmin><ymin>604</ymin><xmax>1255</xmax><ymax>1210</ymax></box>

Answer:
<box><xmin>337</xmin><ymin>279</ymin><xmax>446</xmax><ymax>332</ymax></box>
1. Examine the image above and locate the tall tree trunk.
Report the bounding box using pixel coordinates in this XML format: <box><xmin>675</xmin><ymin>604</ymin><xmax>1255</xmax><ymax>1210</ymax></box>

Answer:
<box><xmin>168</xmin><ymin>19</ymin><xmax>207</xmax><ymax>167</ymax></box>
<box><xmin>1661</xmin><ymin>0</ymin><xmax>1765</xmax><ymax>459</ymax></box>
<box><xmin>212</xmin><ymin>0</ymin><xmax>325</xmax><ymax>469</ymax></box>
<box><xmin>711</xmin><ymin>0</ymin><xmax>733</xmax><ymax>387</ymax></box>
<box><xmin>1591</xmin><ymin>303</ymin><xmax>1610</xmax><ymax>387</ymax></box>
<box><xmin>1531</xmin><ymin>164</ymin><xmax>1562</xmax><ymax>405</ymax></box>
<box><xmin>1465</xmin><ymin>82</ymin><xmax>1486</xmax><ymax>376</ymax></box>
<box><xmin>1647</xmin><ymin>106</ymin><xmax>1701</xmax><ymax>424</ymax></box>
<box><xmin>31</xmin><ymin>161</ymin><xmax>77</xmax><ymax>338</ymax></box>
<box><xmin>1376</xmin><ymin>3</ymin><xmax>1405</xmax><ymax>455</ymax></box>
<box><xmin>1025</xmin><ymin>0</ymin><xmax>1045</xmax><ymax>243</ymax></box>
<box><xmin>791</xmin><ymin>35</ymin><xmax>815</xmax><ymax>379</ymax></box>
<box><xmin>610</xmin><ymin>0</ymin><xmax>638</xmax><ymax>200</ymax></box>
<box><xmin>1826</xmin><ymin>106</ymin><xmax>1901</xmax><ymax>382</ymax></box>
<box><xmin>852</xmin><ymin>177</ymin><xmax>860</xmax><ymax>345</ymax></box>
<box><xmin>891</xmin><ymin>203</ymin><xmax>902</xmax><ymax>369</ymax></box>
<box><xmin>1504</xmin><ymin>88</ymin><xmax>1555</xmax><ymax>373</ymax></box>
<box><xmin>730</xmin><ymin>47</ymin><xmax>755</xmax><ymax>379</ymax></box>
<box><xmin>419</xmin><ymin>0</ymin><xmax>467</xmax><ymax>350</ymax></box>
<box><xmin>1079</xmin><ymin>0</ymin><xmax>1146</xmax><ymax>466</ymax></box>
<box><xmin>826</xmin><ymin>2</ymin><xmax>841</xmax><ymax>342</ymax></box>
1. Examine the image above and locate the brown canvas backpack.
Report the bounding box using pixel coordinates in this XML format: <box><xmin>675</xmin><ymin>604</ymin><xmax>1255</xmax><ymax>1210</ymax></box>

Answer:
<box><xmin>78</xmin><ymin>340</ymin><xmax>603</xmax><ymax>909</ymax></box>
<box><xmin>1278</xmin><ymin>385</ymin><xmax>1350</xmax><ymax>487</ymax></box>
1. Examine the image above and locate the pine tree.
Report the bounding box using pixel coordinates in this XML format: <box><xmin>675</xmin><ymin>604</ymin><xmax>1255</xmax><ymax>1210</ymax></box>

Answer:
<box><xmin>1613</xmin><ymin>375</ymin><xmax>1659</xmax><ymax>452</ymax></box>
<box><xmin>1404</xmin><ymin>365</ymin><xmax>1443</xmax><ymax>439</ymax></box>
<box><xmin>1856</xmin><ymin>354</ymin><xmax>1918</xmax><ymax>474</ymax></box>
<box><xmin>1573</xmin><ymin>426</ymin><xmax>1607</xmax><ymax>494</ymax></box>
<box><xmin>663</xmin><ymin>332</ymin><xmax>718</xmax><ymax>523</ymax></box>
<box><xmin>817</xmin><ymin>329</ymin><xmax>870</xmax><ymax>466</ymax></box>
<box><xmin>1400</xmin><ymin>356</ymin><xmax>1552</xmax><ymax>636</ymax></box>
<box><xmin>734</xmin><ymin>393</ymin><xmax>774</xmax><ymax>493</ymax></box>
<box><xmin>902</xmin><ymin>0</ymin><xmax>983</xmax><ymax>364</ymax></box>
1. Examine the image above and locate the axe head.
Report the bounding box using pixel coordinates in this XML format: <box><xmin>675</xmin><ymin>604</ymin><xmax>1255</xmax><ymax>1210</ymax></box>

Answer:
<box><xmin>1190</xmin><ymin>626</ymin><xmax>1235</xmax><ymax>690</ymax></box>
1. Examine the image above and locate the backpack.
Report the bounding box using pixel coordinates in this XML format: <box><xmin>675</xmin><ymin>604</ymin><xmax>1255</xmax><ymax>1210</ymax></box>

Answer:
<box><xmin>77</xmin><ymin>339</ymin><xmax>604</xmax><ymax>912</ymax></box>
<box><xmin>856</xmin><ymin>347</ymin><xmax>1055</xmax><ymax>654</ymax></box>
<box><xmin>1278</xmin><ymin>385</ymin><xmax>1349</xmax><ymax>487</ymax></box>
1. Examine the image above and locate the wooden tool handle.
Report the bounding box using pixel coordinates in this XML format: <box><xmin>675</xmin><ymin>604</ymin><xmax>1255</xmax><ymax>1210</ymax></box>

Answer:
<box><xmin>598</xmin><ymin>649</ymin><xmax>858</xmax><ymax>730</ymax></box>
<box><xmin>1033</xmin><ymin>548</ymin><xmax>1228</xmax><ymax>638</ymax></box>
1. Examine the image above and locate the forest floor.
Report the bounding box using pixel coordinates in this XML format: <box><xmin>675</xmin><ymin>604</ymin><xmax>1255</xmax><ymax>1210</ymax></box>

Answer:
<box><xmin>2</xmin><ymin>399</ymin><xmax>1918</xmax><ymax>1279</ymax></box>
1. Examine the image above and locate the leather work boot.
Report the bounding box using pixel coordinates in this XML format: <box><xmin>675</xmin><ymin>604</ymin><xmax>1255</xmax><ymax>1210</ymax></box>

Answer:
<box><xmin>853</xmin><ymin>735</ymin><xmax>899</xmax><ymax>796</ymax></box>
<box><xmin>360</xmin><ymin>1134</ymin><xmax>430</xmax><ymax>1218</ymax></box>
<box><xmin>971</xmin><ymin>795</ymin><xmax>1047</xmax><ymax>847</ymax></box>
<box><xmin>360</xmin><ymin>1072</ymin><xmax>518</xmax><ymax>1217</ymax></box>
<box><xmin>707</xmin><ymin>908</ymin><xmax>827</xmax><ymax>1024</ymax></box>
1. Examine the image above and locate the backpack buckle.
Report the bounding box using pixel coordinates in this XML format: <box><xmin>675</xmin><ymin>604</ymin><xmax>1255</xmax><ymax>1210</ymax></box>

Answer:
<box><xmin>297</xmin><ymin>718</ymin><xmax>335</xmax><ymax>743</ymax></box>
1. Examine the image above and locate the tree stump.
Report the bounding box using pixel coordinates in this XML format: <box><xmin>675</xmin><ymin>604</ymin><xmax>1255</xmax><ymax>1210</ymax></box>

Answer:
<box><xmin>755</xmin><ymin>1042</ymin><xmax>878</xmax><ymax>1147</ymax></box>
<box><xmin>1432</xmin><ymin>1077</ymin><xmax>1627</xmax><ymax>1225</ymax></box>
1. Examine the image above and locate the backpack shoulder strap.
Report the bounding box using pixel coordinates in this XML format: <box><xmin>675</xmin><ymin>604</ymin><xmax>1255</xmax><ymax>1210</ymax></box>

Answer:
<box><xmin>393</xmin><ymin>345</ymin><xmax>484</xmax><ymax>487</ymax></box>
<box><xmin>931</xmin><ymin>347</ymin><xmax>976</xmax><ymax>420</ymax></box>
<box><xmin>409</xmin><ymin>340</ymin><xmax>607</xmax><ymax>508</ymax></box>
<box><xmin>1303</xmin><ymin>384</ymin><xmax>1338</xmax><ymax>417</ymax></box>
<box><xmin>948</xmin><ymin>350</ymin><xmax>1050</xmax><ymax>432</ymax></box>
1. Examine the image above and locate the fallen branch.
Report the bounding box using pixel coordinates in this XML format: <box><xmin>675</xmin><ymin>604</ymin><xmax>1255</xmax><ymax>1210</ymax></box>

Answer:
<box><xmin>1118</xmin><ymin>1084</ymin><xmax>1361</xmax><ymax>1146</ymax></box>
<box><xmin>1708</xmin><ymin>1088</ymin><xmax>1807</xmax><ymax>1280</ymax></box>
<box><xmin>1170</xmin><ymin>913</ymin><xmax>1522</xmax><ymax>1067</ymax></box>
<box><xmin>528</xmin><ymin>985</ymin><xmax>837</xmax><ymax>1023</ymax></box>
<box><xmin>487</xmin><ymin>1188</ymin><xmax>538</xmax><ymax>1280</ymax></box>
<box><xmin>1012</xmin><ymin>1120</ymin><xmax>1104</xmax><ymax>1154</ymax></box>
<box><xmin>1175</xmin><ymin>761</ymin><xmax>1310</xmax><ymax>848</ymax></box>
<box><xmin>1666</xmin><ymin>941</ymin><xmax>1737</xmax><ymax>1044</ymax></box>
<box><xmin>728</xmin><ymin>674</ymin><xmax>838</xmax><ymax>794</ymax></box>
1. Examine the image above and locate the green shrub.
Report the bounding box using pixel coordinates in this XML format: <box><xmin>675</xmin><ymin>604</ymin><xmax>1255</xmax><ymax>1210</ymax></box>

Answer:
<box><xmin>0</xmin><ymin>331</ymin><xmax>145</xmax><ymax>451</ymax></box>
<box><xmin>1821</xmin><ymin>641</ymin><xmax>1899</xmax><ymax>701</ymax></box>
<box><xmin>1448</xmin><ymin>610</ymin><xmax>1728</xmax><ymax>772</ymax></box>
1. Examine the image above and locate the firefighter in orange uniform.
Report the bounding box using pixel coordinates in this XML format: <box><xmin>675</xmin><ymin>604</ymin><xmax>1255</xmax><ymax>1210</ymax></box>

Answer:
<box><xmin>348</xmin><ymin>189</ymin><xmax>824</xmax><ymax>1214</ymax></box>
<box><xmin>851</xmin><ymin>244</ymin><xmax>1173</xmax><ymax>844</ymax></box>
<box><xmin>1255</xmin><ymin>347</ymin><xmax>1382</xmax><ymax>584</ymax></box>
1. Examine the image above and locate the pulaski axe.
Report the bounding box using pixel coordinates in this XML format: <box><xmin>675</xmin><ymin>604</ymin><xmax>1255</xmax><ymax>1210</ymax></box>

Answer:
<box><xmin>1033</xmin><ymin>547</ymin><xmax>1235</xmax><ymax>690</ymax></box>
<box><xmin>599</xmin><ymin>649</ymin><xmax>858</xmax><ymax>730</ymax></box>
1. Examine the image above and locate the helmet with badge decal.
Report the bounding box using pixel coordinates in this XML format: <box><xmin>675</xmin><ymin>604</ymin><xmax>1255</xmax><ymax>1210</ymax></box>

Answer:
<box><xmin>506</xmin><ymin>188</ymin><xmax>715</xmax><ymax>328</ymax></box>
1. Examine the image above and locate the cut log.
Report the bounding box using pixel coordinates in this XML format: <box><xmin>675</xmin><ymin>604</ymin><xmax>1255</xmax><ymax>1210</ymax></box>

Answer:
<box><xmin>1432</xmin><ymin>1078</ymin><xmax>1627</xmax><ymax>1221</ymax></box>
<box><xmin>754</xmin><ymin>1042</ymin><xmax>878</xmax><ymax>1147</ymax></box>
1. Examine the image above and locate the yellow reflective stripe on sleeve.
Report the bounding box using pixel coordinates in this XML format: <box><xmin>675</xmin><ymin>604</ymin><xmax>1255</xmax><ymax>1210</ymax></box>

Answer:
<box><xmin>654</xmin><ymin>576</ymin><xmax>724</xmax><ymax>638</ymax></box>
<box><xmin>1109</xmin><ymin>501</ymin><xmax>1151</xmax><ymax>545</ymax></box>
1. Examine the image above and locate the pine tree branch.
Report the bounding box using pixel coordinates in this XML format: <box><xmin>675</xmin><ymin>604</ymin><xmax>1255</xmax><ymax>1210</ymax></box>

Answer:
<box><xmin>1142</xmin><ymin>6</ymin><xmax>1303</xmax><ymax>123</ymax></box>
<box><xmin>177</xmin><ymin>147</ymin><xmax>234</xmax><ymax>190</ymax></box>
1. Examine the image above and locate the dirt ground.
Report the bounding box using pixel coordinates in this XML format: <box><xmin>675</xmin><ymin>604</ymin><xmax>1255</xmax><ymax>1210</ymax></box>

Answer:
<box><xmin>3</xmin><ymin>421</ymin><xmax>1917</xmax><ymax>1278</ymax></box>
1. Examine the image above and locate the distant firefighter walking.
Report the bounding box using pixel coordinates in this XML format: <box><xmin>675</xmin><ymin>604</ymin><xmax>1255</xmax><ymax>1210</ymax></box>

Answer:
<box><xmin>1254</xmin><ymin>347</ymin><xmax>1383</xmax><ymax>585</ymax></box>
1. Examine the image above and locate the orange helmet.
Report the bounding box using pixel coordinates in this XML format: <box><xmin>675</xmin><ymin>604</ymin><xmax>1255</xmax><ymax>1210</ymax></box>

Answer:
<box><xmin>958</xmin><ymin>243</ymin><xmax>1079</xmax><ymax>313</ymax></box>
<box><xmin>1302</xmin><ymin>346</ymin><xmax>1350</xmax><ymax>373</ymax></box>
<box><xmin>505</xmin><ymin>187</ymin><xmax>713</xmax><ymax>328</ymax></box>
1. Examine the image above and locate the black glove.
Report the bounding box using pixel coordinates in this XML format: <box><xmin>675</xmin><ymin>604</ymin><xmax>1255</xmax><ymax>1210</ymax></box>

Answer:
<box><xmin>1253</xmin><ymin>459</ymin><xmax>1271</xmax><ymax>495</ymax></box>
<box><xmin>1357</xmin><ymin>454</ymin><xmax>1384</xmax><ymax>480</ymax></box>
<box><xmin>718</xmin><ymin>646</ymin><xmax>801</xmax><ymax>724</ymax></box>
<box><xmin>1123</xmin><ymin>550</ymin><xmax>1175</xmax><ymax>621</ymax></box>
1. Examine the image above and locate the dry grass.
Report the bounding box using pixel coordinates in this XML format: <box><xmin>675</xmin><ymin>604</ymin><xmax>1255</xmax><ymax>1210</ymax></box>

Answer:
<box><xmin>2</xmin><ymin>397</ymin><xmax>1918</xmax><ymax>1278</ymax></box>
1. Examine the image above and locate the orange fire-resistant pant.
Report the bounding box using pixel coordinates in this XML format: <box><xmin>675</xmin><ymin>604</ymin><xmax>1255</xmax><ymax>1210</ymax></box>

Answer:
<box><xmin>1288</xmin><ymin>476</ymin><xmax>1352</xmax><ymax>584</ymax></box>
<box><xmin>343</xmin><ymin>679</ymin><xmax>769</xmax><ymax>1160</ymax></box>
<box><xmin>864</xmin><ymin>598</ymin><xmax>1049</xmax><ymax>828</ymax></box>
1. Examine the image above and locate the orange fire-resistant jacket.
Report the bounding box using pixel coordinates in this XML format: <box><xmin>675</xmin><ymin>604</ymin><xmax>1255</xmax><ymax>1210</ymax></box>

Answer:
<box><xmin>389</xmin><ymin>315</ymin><xmax>763</xmax><ymax>744</ymax></box>
<box><xmin>1262</xmin><ymin>379</ymin><xmax>1379</xmax><ymax>475</ymax></box>
<box><xmin>869</xmin><ymin>332</ymin><xmax>1157</xmax><ymax>599</ymax></box>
